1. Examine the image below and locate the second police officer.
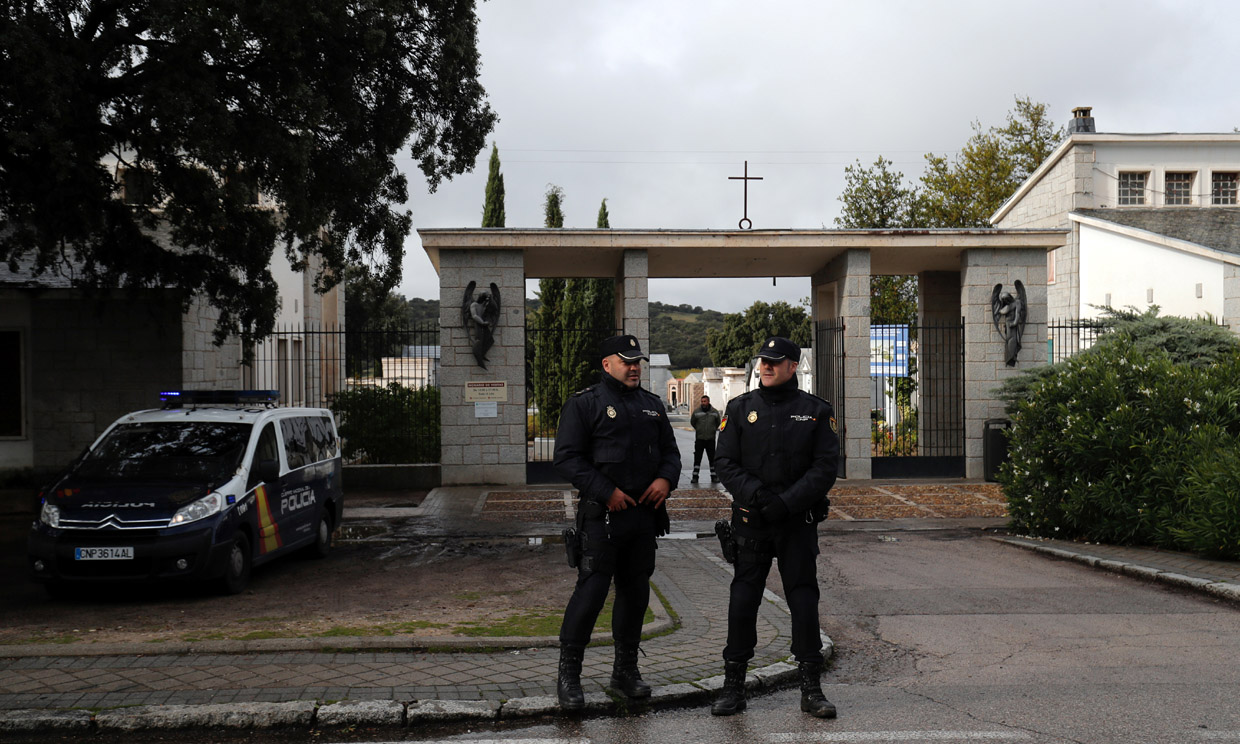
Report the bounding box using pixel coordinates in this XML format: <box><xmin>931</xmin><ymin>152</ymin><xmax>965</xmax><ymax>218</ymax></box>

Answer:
<box><xmin>711</xmin><ymin>336</ymin><xmax>839</xmax><ymax>718</ymax></box>
<box><xmin>552</xmin><ymin>334</ymin><xmax>681</xmax><ymax>711</ymax></box>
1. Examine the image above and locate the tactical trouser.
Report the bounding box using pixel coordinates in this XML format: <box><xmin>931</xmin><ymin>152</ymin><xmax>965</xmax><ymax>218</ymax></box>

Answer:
<box><xmin>691</xmin><ymin>438</ymin><xmax>717</xmax><ymax>480</ymax></box>
<box><xmin>723</xmin><ymin>518</ymin><xmax>823</xmax><ymax>665</ymax></box>
<box><xmin>559</xmin><ymin>504</ymin><xmax>658</xmax><ymax>648</ymax></box>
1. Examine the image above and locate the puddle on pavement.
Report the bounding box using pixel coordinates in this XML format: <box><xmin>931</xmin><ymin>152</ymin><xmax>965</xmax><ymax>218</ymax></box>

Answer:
<box><xmin>336</xmin><ymin>523</ymin><xmax>392</xmax><ymax>542</ymax></box>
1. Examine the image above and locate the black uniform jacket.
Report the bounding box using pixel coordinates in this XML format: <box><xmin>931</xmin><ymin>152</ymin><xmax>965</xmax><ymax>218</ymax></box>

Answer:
<box><xmin>553</xmin><ymin>374</ymin><xmax>682</xmax><ymax>508</ymax></box>
<box><xmin>715</xmin><ymin>379</ymin><xmax>839</xmax><ymax>517</ymax></box>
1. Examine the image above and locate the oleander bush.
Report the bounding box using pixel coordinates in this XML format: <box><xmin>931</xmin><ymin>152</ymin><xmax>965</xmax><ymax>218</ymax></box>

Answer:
<box><xmin>1000</xmin><ymin>310</ymin><xmax>1240</xmax><ymax>559</ymax></box>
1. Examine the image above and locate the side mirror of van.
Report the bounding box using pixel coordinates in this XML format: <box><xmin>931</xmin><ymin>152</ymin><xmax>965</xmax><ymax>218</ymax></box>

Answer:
<box><xmin>254</xmin><ymin>458</ymin><xmax>280</xmax><ymax>485</ymax></box>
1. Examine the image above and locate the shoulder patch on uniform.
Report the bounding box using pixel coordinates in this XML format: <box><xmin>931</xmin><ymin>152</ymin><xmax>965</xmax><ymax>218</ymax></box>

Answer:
<box><xmin>718</xmin><ymin>414</ymin><xmax>728</xmax><ymax>431</ymax></box>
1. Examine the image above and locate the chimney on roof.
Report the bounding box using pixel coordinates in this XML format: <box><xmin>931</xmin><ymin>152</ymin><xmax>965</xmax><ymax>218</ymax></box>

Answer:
<box><xmin>1069</xmin><ymin>106</ymin><xmax>1095</xmax><ymax>134</ymax></box>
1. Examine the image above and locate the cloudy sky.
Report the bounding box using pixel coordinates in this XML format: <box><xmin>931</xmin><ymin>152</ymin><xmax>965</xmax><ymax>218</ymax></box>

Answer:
<box><xmin>395</xmin><ymin>0</ymin><xmax>1240</xmax><ymax>313</ymax></box>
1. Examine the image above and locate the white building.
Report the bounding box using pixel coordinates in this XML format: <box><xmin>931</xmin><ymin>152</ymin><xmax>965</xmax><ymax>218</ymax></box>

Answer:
<box><xmin>647</xmin><ymin>353</ymin><xmax>673</xmax><ymax>407</ymax></box>
<box><xmin>993</xmin><ymin>107</ymin><xmax>1240</xmax><ymax>328</ymax></box>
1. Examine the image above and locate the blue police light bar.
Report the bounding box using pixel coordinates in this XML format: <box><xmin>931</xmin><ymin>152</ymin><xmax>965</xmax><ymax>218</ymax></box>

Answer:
<box><xmin>160</xmin><ymin>390</ymin><xmax>281</xmax><ymax>408</ymax></box>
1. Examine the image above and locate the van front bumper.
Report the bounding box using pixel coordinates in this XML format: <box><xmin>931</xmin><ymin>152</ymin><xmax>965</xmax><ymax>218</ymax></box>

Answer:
<box><xmin>28</xmin><ymin>525</ymin><xmax>233</xmax><ymax>584</ymax></box>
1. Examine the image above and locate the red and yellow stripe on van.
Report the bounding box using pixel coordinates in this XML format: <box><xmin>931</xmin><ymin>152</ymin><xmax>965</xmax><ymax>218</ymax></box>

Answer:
<box><xmin>254</xmin><ymin>485</ymin><xmax>282</xmax><ymax>555</ymax></box>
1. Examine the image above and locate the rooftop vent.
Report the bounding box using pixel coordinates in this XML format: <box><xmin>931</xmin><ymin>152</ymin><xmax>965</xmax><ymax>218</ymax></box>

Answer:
<box><xmin>1069</xmin><ymin>106</ymin><xmax>1095</xmax><ymax>134</ymax></box>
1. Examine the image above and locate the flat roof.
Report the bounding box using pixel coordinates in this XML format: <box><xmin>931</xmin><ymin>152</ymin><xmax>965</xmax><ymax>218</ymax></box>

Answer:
<box><xmin>418</xmin><ymin>228</ymin><xmax>1067</xmax><ymax>278</ymax></box>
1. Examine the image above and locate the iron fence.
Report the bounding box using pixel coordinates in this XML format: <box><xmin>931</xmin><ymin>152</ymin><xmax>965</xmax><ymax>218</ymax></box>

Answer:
<box><xmin>1046</xmin><ymin>318</ymin><xmax>1106</xmax><ymax>364</ymax></box>
<box><xmin>525</xmin><ymin>325</ymin><xmax>620</xmax><ymax>482</ymax></box>
<box><xmin>243</xmin><ymin>322</ymin><xmax>440</xmax><ymax>463</ymax></box>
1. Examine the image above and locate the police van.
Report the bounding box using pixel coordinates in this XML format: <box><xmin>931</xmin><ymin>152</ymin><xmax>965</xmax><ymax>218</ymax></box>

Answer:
<box><xmin>28</xmin><ymin>391</ymin><xmax>344</xmax><ymax>595</ymax></box>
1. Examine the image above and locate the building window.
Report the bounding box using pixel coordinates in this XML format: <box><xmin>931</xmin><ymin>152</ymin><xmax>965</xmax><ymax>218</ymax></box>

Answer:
<box><xmin>1212</xmin><ymin>172</ymin><xmax>1238</xmax><ymax>205</ymax></box>
<box><xmin>1117</xmin><ymin>172</ymin><xmax>1147</xmax><ymax>205</ymax></box>
<box><xmin>1</xmin><ymin>331</ymin><xmax>22</xmax><ymax>437</ymax></box>
<box><xmin>1165</xmin><ymin>172</ymin><xmax>1194</xmax><ymax>205</ymax></box>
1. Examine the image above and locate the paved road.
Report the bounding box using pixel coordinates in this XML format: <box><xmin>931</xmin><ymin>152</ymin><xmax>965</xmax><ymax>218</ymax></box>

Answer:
<box><xmin>7</xmin><ymin>522</ymin><xmax>1240</xmax><ymax>743</ymax></box>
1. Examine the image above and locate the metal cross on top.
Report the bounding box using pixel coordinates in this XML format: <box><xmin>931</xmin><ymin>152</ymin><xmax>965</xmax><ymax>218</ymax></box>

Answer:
<box><xmin>728</xmin><ymin>160</ymin><xmax>763</xmax><ymax>230</ymax></box>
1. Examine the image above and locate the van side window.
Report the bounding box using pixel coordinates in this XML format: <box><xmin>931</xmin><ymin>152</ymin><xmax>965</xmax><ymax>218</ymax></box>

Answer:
<box><xmin>309</xmin><ymin>415</ymin><xmax>338</xmax><ymax>461</ymax></box>
<box><xmin>280</xmin><ymin>417</ymin><xmax>310</xmax><ymax>470</ymax></box>
<box><xmin>248</xmin><ymin>423</ymin><xmax>279</xmax><ymax>490</ymax></box>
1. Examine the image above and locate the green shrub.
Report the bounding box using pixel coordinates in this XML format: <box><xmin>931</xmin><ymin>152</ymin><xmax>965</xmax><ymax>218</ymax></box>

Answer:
<box><xmin>329</xmin><ymin>383</ymin><xmax>440</xmax><ymax>464</ymax></box>
<box><xmin>998</xmin><ymin>307</ymin><xmax>1239</xmax><ymax>415</ymax></box>
<box><xmin>1000</xmin><ymin>341</ymin><xmax>1240</xmax><ymax>558</ymax></box>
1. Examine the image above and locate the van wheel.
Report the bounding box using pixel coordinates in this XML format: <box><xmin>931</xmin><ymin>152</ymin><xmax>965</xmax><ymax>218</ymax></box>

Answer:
<box><xmin>310</xmin><ymin>512</ymin><xmax>332</xmax><ymax>559</ymax></box>
<box><xmin>218</xmin><ymin>533</ymin><xmax>252</xmax><ymax>595</ymax></box>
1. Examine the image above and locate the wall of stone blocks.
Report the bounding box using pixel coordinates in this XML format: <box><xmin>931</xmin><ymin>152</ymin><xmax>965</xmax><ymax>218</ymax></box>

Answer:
<box><xmin>812</xmin><ymin>249</ymin><xmax>871</xmax><ymax>480</ymax></box>
<box><xmin>1225</xmin><ymin>264</ymin><xmax>1240</xmax><ymax>335</ymax></box>
<box><xmin>959</xmin><ymin>248</ymin><xmax>1048</xmax><ymax>478</ymax></box>
<box><xmin>30</xmin><ymin>293</ymin><xmax>183</xmax><ymax>473</ymax></box>
<box><xmin>996</xmin><ymin>144</ymin><xmax>1094</xmax><ymax>322</ymax></box>
<box><xmin>438</xmin><ymin>249</ymin><xmax>526</xmax><ymax>485</ymax></box>
<box><xmin>180</xmin><ymin>296</ymin><xmax>244</xmax><ymax>389</ymax></box>
<box><xmin>615</xmin><ymin>250</ymin><xmax>650</xmax><ymax>387</ymax></box>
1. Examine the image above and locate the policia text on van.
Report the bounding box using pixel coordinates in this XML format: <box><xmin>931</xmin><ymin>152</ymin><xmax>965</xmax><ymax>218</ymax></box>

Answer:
<box><xmin>28</xmin><ymin>390</ymin><xmax>344</xmax><ymax>595</ymax></box>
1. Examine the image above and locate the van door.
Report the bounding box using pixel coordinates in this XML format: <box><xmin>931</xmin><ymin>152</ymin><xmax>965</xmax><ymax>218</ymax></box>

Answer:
<box><xmin>247</xmin><ymin>422</ymin><xmax>285</xmax><ymax>558</ymax></box>
<box><xmin>277</xmin><ymin>416</ymin><xmax>319</xmax><ymax>545</ymax></box>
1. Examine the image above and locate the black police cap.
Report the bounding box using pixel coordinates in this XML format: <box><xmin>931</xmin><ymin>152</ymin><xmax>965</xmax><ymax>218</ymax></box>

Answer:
<box><xmin>756</xmin><ymin>336</ymin><xmax>800</xmax><ymax>362</ymax></box>
<box><xmin>599</xmin><ymin>334</ymin><xmax>648</xmax><ymax>361</ymax></box>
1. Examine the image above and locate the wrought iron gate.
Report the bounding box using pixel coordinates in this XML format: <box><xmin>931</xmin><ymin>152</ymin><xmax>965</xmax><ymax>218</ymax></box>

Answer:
<box><xmin>869</xmin><ymin>320</ymin><xmax>964</xmax><ymax>478</ymax></box>
<box><xmin>525</xmin><ymin>326</ymin><xmax>620</xmax><ymax>483</ymax></box>
<box><xmin>814</xmin><ymin>319</ymin><xmax>847</xmax><ymax>476</ymax></box>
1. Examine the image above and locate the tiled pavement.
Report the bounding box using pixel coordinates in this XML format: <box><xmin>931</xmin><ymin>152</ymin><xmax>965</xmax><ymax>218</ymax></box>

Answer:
<box><xmin>0</xmin><ymin>532</ymin><xmax>796</xmax><ymax>712</ymax></box>
<box><xmin>4</xmin><ymin>481</ymin><xmax>1240</xmax><ymax>729</ymax></box>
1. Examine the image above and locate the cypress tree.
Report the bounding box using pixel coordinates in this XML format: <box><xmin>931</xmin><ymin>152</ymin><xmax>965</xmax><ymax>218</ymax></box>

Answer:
<box><xmin>481</xmin><ymin>143</ymin><xmax>505</xmax><ymax>227</ymax></box>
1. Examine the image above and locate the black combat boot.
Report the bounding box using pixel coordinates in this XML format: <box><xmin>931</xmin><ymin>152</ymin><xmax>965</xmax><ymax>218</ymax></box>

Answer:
<box><xmin>557</xmin><ymin>645</ymin><xmax>585</xmax><ymax>711</ymax></box>
<box><xmin>609</xmin><ymin>644</ymin><xmax>651</xmax><ymax>698</ymax></box>
<box><xmin>710</xmin><ymin>661</ymin><xmax>748</xmax><ymax>716</ymax></box>
<box><xmin>691</xmin><ymin>468</ymin><xmax>699</xmax><ymax>483</ymax></box>
<box><xmin>798</xmin><ymin>661</ymin><xmax>837</xmax><ymax>718</ymax></box>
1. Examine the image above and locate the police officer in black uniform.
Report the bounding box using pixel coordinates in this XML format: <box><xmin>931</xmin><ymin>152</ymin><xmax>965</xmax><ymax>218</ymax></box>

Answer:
<box><xmin>553</xmin><ymin>334</ymin><xmax>681</xmax><ymax>711</ymax></box>
<box><xmin>711</xmin><ymin>336</ymin><xmax>839</xmax><ymax>718</ymax></box>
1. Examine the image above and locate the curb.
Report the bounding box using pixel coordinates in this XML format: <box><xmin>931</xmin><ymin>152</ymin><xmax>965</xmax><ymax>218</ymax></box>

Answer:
<box><xmin>992</xmin><ymin>537</ymin><xmax>1240</xmax><ymax>606</ymax></box>
<box><xmin>0</xmin><ymin>657</ymin><xmax>811</xmax><ymax>734</ymax></box>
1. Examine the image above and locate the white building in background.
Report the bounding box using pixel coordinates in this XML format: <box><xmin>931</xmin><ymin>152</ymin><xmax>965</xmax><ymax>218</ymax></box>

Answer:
<box><xmin>702</xmin><ymin>366</ymin><xmax>750</xmax><ymax>409</ymax></box>
<box><xmin>647</xmin><ymin>353</ymin><xmax>673</xmax><ymax>407</ymax></box>
<box><xmin>992</xmin><ymin>107</ymin><xmax>1240</xmax><ymax>327</ymax></box>
<box><xmin>378</xmin><ymin>345</ymin><xmax>441</xmax><ymax>389</ymax></box>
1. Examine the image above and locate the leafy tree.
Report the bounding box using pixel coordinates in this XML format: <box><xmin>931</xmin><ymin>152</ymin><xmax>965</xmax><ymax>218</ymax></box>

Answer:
<box><xmin>706</xmin><ymin>301</ymin><xmax>812</xmax><ymax>367</ymax></box>
<box><xmin>835</xmin><ymin>156</ymin><xmax>922</xmax><ymax>230</ymax></box>
<box><xmin>835</xmin><ymin>156</ymin><xmax>921</xmax><ymax>326</ymax></box>
<box><xmin>1</xmin><ymin>0</ymin><xmax>496</xmax><ymax>349</ymax></box>
<box><xmin>481</xmin><ymin>143</ymin><xmax>505</xmax><ymax>228</ymax></box>
<box><xmin>919</xmin><ymin>96</ymin><xmax>1064</xmax><ymax>228</ymax></box>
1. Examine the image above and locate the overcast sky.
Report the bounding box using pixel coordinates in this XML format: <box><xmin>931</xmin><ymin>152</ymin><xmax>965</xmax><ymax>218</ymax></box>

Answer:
<box><xmin>394</xmin><ymin>0</ymin><xmax>1240</xmax><ymax>313</ymax></box>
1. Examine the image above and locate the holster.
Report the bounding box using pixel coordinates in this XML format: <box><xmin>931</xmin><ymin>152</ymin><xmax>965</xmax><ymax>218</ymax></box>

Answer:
<box><xmin>714</xmin><ymin>520</ymin><xmax>736</xmax><ymax>564</ymax></box>
<box><xmin>562</xmin><ymin>527</ymin><xmax>581</xmax><ymax>568</ymax></box>
<box><xmin>565</xmin><ymin>498</ymin><xmax>608</xmax><ymax>571</ymax></box>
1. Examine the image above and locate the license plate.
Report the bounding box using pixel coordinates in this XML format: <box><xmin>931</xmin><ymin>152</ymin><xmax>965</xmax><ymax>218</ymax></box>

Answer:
<box><xmin>74</xmin><ymin>547</ymin><xmax>134</xmax><ymax>560</ymax></box>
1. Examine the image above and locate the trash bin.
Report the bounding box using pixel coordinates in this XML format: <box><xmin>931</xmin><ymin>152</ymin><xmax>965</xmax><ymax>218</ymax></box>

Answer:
<box><xmin>983</xmin><ymin>419</ymin><xmax>1012</xmax><ymax>482</ymax></box>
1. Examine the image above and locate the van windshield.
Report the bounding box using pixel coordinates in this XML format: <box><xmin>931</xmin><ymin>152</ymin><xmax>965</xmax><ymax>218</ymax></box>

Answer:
<box><xmin>74</xmin><ymin>422</ymin><xmax>252</xmax><ymax>485</ymax></box>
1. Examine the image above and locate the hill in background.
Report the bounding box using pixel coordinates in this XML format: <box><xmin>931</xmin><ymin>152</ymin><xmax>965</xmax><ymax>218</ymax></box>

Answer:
<box><xmin>400</xmin><ymin>298</ymin><xmax>723</xmax><ymax>369</ymax></box>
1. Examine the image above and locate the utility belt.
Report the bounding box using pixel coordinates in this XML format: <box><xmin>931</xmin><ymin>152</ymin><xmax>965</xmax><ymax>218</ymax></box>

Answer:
<box><xmin>714</xmin><ymin>497</ymin><xmax>831</xmax><ymax>565</ymax></box>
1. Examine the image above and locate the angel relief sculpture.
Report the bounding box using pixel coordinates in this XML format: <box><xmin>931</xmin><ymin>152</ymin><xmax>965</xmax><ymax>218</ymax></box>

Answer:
<box><xmin>462</xmin><ymin>281</ymin><xmax>501</xmax><ymax>369</ymax></box>
<box><xmin>990</xmin><ymin>280</ymin><xmax>1027</xmax><ymax>367</ymax></box>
